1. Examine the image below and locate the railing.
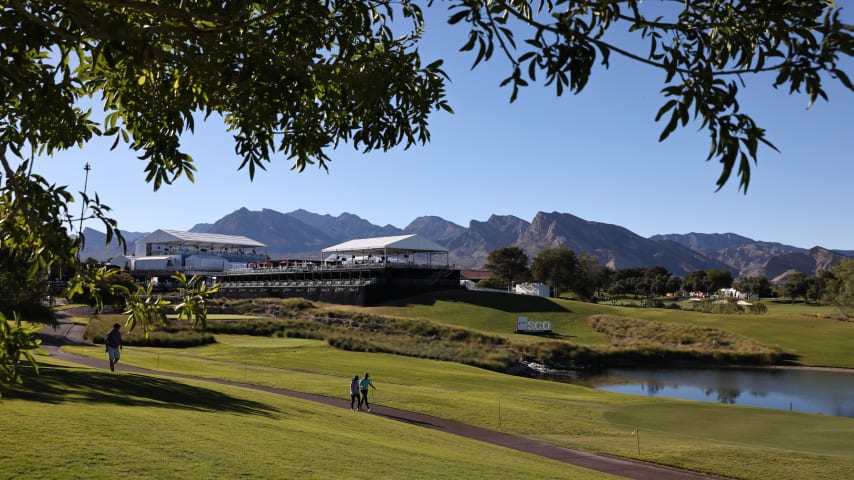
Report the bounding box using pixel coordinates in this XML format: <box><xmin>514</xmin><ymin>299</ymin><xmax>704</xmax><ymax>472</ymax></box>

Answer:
<box><xmin>225</xmin><ymin>262</ymin><xmax>455</xmax><ymax>274</ymax></box>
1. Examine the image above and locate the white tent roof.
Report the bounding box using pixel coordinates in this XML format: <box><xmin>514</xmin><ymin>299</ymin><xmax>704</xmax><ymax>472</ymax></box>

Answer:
<box><xmin>135</xmin><ymin>255</ymin><xmax>176</xmax><ymax>261</ymax></box>
<box><xmin>322</xmin><ymin>234</ymin><xmax>447</xmax><ymax>255</ymax></box>
<box><xmin>136</xmin><ymin>229</ymin><xmax>266</xmax><ymax>249</ymax></box>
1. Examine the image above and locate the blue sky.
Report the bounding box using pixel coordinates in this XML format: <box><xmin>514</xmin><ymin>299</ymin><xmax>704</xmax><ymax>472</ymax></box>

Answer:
<box><xmin>35</xmin><ymin>6</ymin><xmax>854</xmax><ymax>250</ymax></box>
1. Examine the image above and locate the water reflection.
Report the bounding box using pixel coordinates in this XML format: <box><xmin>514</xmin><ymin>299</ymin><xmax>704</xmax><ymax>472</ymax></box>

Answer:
<box><xmin>711</xmin><ymin>387</ymin><xmax>739</xmax><ymax>404</ymax></box>
<box><xmin>566</xmin><ymin>367</ymin><xmax>854</xmax><ymax>418</ymax></box>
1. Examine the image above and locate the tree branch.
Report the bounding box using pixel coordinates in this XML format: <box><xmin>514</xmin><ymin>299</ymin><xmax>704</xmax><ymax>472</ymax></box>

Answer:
<box><xmin>495</xmin><ymin>1</ymin><xmax>790</xmax><ymax>77</ymax></box>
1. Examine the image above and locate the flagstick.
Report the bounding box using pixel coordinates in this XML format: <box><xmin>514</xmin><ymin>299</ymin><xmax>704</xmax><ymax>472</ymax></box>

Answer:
<box><xmin>498</xmin><ymin>399</ymin><xmax>502</xmax><ymax>430</ymax></box>
<box><xmin>635</xmin><ymin>426</ymin><xmax>640</xmax><ymax>455</ymax></box>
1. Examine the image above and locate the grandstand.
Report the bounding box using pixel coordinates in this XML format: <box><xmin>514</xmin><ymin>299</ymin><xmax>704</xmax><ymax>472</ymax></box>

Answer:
<box><xmin>111</xmin><ymin>231</ymin><xmax>460</xmax><ymax>305</ymax></box>
<box><xmin>218</xmin><ymin>234</ymin><xmax>461</xmax><ymax>305</ymax></box>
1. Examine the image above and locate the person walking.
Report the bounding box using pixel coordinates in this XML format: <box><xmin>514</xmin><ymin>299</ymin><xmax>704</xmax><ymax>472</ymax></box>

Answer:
<box><xmin>349</xmin><ymin>375</ymin><xmax>361</xmax><ymax>411</ymax></box>
<box><xmin>359</xmin><ymin>372</ymin><xmax>376</xmax><ymax>412</ymax></box>
<box><xmin>105</xmin><ymin>323</ymin><xmax>122</xmax><ymax>372</ymax></box>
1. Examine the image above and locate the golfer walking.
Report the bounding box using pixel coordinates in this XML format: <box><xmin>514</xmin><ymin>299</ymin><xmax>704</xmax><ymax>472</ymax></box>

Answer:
<box><xmin>349</xmin><ymin>375</ymin><xmax>362</xmax><ymax>411</ymax></box>
<box><xmin>359</xmin><ymin>372</ymin><xmax>376</xmax><ymax>411</ymax></box>
<box><xmin>105</xmin><ymin>323</ymin><xmax>122</xmax><ymax>372</ymax></box>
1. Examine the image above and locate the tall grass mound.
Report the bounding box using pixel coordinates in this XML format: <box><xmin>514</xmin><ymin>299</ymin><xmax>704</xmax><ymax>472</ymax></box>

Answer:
<box><xmin>208</xmin><ymin>297</ymin><xmax>315</xmax><ymax>315</ymax></box>
<box><xmin>86</xmin><ymin>315</ymin><xmax>215</xmax><ymax>347</ymax></box>
<box><xmin>585</xmin><ymin>315</ymin><xmax>782</xmax><ymax>365</ymax></box>
<box><xmin>202</xmin><ymin>298</ymin><xmax>519</xmax><ymax>371</ymax></box>
<box><xmin>510</xmin><ymin>315</ymin><xmax>784</xmax><ymax>369</ymax></box>
<box><xmin>688</xmin><ymin>298</ymin><xmax>768</xmax><ymax>314</ymax></box>
<box><xmin>82</xmin><ymin>297</ymin><xmax>788</xmax><ymax>371</ymax></box>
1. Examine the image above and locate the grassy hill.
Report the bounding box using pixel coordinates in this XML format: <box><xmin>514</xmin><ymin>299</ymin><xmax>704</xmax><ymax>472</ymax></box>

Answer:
<box><xmin>4</xmin><ymin>358</ymin><xmax>609</xmax><ymax>480</ymax></box>
<box><xmin>6</xmin><ymin>292</ymin><xmax>853</xmax><ymax>479</ymax></box>
<box><xmin>351</xmin><ymin>290</ymin><xmax>854</xmax><ymax>368</ymax></box>
<box><xmin>53</xmin><ymin>333</ymin><xmax>854</xmax><ymax>480</ymax></box>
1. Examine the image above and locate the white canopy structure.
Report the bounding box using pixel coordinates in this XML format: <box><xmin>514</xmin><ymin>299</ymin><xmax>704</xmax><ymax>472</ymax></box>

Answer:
<box><xmin>110</xmin><ymin>229</ymin><xmax>267</xmax><ymax>273</ymax></box>
<box><xmin>322</xmin><ymin>234</ymin><xmax>448</xmax><ymax>267</ymax></box>
<box><xmin>134</xmin><ymin>229</ymin><xmax>266</xmax><ymax>257</ymax></box>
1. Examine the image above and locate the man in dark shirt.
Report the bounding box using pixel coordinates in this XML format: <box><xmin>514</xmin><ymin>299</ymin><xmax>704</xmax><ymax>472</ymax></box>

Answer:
<box><xmin>105</xmin><ymin>323</ymin><xmax>122</xmax><ymax>372</ymax></box>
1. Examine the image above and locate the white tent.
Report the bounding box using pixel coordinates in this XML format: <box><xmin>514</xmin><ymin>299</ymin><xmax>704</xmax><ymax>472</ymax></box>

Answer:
<box><xmin>322</xmin><ymin>234</ymin><xmax>448</xmax><ymax>267</ymax></box>
<box><xmin>134</xmin><ymin>229</ymin><xmax>266</xmax><ymax>257</ymax></box>
<box><xmin>185</xmin><ymin>255</ymin><xmax>228</xmax><ymax>271</ymax></box>
<box><xmin>110</xmin><ymin>255</ymin><xmax>134</xmax><ymax>271</ymax></box>
<box><xmin>132</xmin><ymin>255</ymin><xmax>181</xmax><ymax>271</ymax></box>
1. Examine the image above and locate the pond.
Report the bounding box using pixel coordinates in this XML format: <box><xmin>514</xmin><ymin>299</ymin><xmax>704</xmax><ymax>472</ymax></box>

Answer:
<box><xmin>568</xmin><ymin>367</ymin><xmax>854</xmax><ymax>418</ymax></box>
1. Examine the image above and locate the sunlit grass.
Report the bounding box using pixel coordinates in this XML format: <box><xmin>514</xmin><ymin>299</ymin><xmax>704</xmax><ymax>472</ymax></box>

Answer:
<box><xmin>47</xmin><ymin>291</ymin><xmax>854</xmax><ymax>479</ymax></box>
<box><xmin>3</xmin><ymin>359</ymin><xmax>611</xmax><ymax>480</ymax></box>
<box><xmin>354</xmin><ymin>290</ymin><xmax>854</xmax><ymax>368</ymax></box>
<box><xmin>62</xmin><ymin>335</ymin><xmax>854</xmax><ymax>480</ymax></box>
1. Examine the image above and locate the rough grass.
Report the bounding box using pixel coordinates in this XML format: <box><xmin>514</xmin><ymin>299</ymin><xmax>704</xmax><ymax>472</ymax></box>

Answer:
<box><xmin>584</xmin><ymin>314</ymin><xmax>782</xmax><ymax>365</ymax></box>
<box><xmin>86</xmin><ymin>315</ymin><xmax>216</xmax><ymax>348</ymax></box>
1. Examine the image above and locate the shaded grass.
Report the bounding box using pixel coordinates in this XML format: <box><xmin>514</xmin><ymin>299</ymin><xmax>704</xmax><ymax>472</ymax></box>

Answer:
<box><xmin>8</xmin><ymin>364</ymin><xmax>276</xmax><ymax>416</ymax></box>
<box><xmin>3</xmin><ymin>360</ymin><xmax>614</xmax><ymax>480</ymax></box>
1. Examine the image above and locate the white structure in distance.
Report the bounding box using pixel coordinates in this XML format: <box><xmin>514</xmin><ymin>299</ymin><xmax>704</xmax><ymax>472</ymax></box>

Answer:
<box><xmin>321</xmin><ymin>234</ymin><xmax>449</xmax><ymax>268</ymax></box>
<box><xmin>111</xmin><ymin>229</ymin><xmax>268</xmax><ymax>273</ymax></box>
<box><xmin>514</xmin><ymin>282</ymin><xmax>550</xmax><ymax>297</ymax></box>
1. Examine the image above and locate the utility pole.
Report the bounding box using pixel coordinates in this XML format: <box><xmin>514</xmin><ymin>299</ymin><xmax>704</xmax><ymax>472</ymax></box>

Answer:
<box><xmin>77</xmin><ymin>163</ymin><xmax>91</xmax><ymax>259</ymax></box>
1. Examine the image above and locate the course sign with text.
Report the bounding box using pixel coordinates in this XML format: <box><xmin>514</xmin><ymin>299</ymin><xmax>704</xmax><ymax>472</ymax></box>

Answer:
<box><xmin>515</xmin><ymin>316</ymin><xmax>552</xmax><ymax>334</ymax></box>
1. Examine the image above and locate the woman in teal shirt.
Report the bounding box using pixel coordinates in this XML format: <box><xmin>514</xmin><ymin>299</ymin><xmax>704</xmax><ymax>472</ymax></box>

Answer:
<box><xmin>358</xmin><ymin>372</ymin><xmax>376</xmax><ymax>411</ymax></box>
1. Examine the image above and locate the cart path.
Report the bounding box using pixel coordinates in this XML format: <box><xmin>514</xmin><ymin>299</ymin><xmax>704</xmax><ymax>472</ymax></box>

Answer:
<box><xmin>38</xmin><ymin>319</ymin><xmax>728</xmax><ymax>480</ymax></box>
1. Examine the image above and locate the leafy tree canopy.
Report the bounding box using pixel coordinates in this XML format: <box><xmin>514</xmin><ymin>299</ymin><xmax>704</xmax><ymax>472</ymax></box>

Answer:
<box><xmin>484</xmin><ymin>246</ymin><xmax>529</xmax><ymax>289</ymax></box>
<box><xmin>783</xmin><ymin>271</ymin><xmax>810</xmax><ymax>302</ymax></box>
<box><xmin>1</xmin><ymin>0</ymin><xmax>853</xmax><ymax>391</ymax></box>
<box><xmin>530</xmin><ymin>247</ymin><xmax>580</xmax><ymax>298</ymax></box>
<box><xmin>446</xmin><ymin>0</ymin><xmax>853</xmax><ymax>190</ymax></box>
<box><xmin>825</xmin><ymin>259</ymin><xmax>854</xmax><ymax>318</ymax></box>
<box><xmin>733</xmin><ymin>275</ymin><xmax>773</xmax><ymax>299</ymax></box>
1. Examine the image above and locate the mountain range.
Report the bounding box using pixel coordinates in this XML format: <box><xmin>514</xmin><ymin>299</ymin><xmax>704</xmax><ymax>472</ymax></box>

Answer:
<box><xmin>80</xmin><ymin>208</ymin><xmax>852</xmax><ymax>280</ymax></box>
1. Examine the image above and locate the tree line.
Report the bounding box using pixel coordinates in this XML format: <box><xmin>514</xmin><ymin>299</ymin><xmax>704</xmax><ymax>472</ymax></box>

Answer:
<box><xmin>481</xmin><ymin>246</ymin><xmax>854</xmax><ymax>313</ymax></box>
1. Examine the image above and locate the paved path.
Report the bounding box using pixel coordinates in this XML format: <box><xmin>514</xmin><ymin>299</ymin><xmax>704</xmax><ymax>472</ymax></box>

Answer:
<box><xmin>38</xmin><ymin>319</ymin><xmax>727</xmax><ymax>480</ymax></box>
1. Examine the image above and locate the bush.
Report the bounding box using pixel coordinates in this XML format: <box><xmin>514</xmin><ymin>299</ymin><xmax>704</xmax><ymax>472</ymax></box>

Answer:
<box><xmin>476</xmin><ymin>277</ymin><xmax>506</xmax><ymax>290</ymax></box>
<box><xmin>748</xmin><ymin>302</ymin><xmax>768</xmax><ymax>314</ymax></box>
<box><xmin>689</xmin><ymin>299</ymin><xmax>744</xmax><ymax>314</ymax></box>
<box><xmin>68</xmin><ymin>270</ymin><xmax>137</xmax><ymax>308</ymax></box>
<box><xmin>86</xmin><ymin>315</ymin><xmax>215</xmax><ymax>348</ymax></box>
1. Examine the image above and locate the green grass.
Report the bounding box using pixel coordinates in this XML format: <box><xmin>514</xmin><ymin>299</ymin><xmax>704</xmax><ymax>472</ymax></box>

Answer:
<box><xmin>61</xmin><ymin>335</ymin><xmax>854</xmax><ymax>480</ymax></box>
<box><xmin>344</xmin><ymin>290</ymin><xmax>611</xmax><ymax>346</ymax></box>
<box><xmin>3</xmin><ymin>359</ymin><xmax>615</xmax><ymax>480</ymax></box>
<box><xmin>619</xmin><ymin>301</ymin><xmax>854</xmax><ymax>368</ymax></box>
<box><xmin>26</xmin><ymin>292</ymin><xmax>853</xmax><ymax>479</ymax></box>
<box><xmin>360</xmin><ymin>290</ymin><xmax>854</xmax><ymax>368</ymax></box>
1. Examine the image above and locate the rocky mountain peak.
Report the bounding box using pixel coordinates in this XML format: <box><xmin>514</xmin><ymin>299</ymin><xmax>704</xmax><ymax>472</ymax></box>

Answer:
<box><xmin>80</xmin><ymin>208</ymin><xmax>850</xmax><ymax>279</ymax></box>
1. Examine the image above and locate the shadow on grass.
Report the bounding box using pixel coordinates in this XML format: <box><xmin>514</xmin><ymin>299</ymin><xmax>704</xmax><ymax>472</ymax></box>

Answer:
<box><xmin>9</xmin><ymin>365</ymin><xmax>279</xmax><ymax>418</ymax></box>
<box><xmin>525</xmin><ymin>332</ymin><xmax>577</xmax><ymax>340</ymax></box>
<box><xmin>389</xmin><ymin>290</ymin><xmax>572</xmax><ymax>314</ymax></box>
<box><xmin>777</xmin><ymin>352</ymin><xmax>804</xmax><ymax>366</ymax></box>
